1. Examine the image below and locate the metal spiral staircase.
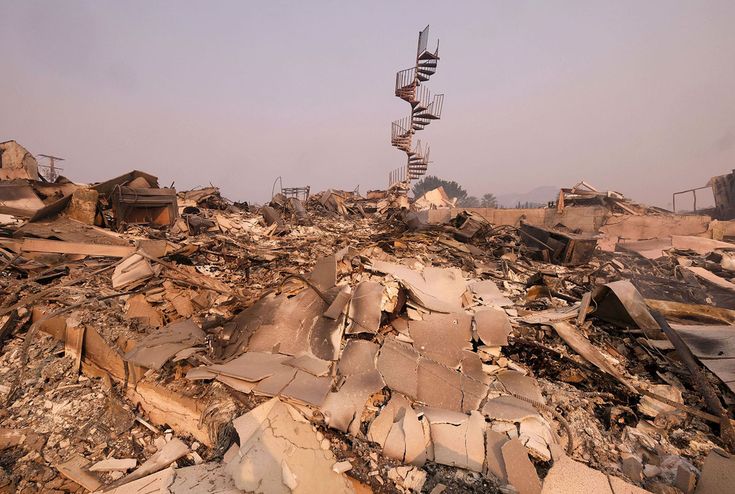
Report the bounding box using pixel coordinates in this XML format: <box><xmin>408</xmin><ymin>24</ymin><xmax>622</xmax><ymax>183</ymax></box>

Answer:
<box><xmin>389</xmin><ymin>26</ymin><xmax>444</xmax><ymax>186</ymax></box>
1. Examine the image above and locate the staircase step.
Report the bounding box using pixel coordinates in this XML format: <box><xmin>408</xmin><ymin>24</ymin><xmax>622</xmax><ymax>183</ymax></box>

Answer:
<box><xmin>418</xmin><ymin>51</ymin><xmax>440</xmax><ymax>61</ymax></box>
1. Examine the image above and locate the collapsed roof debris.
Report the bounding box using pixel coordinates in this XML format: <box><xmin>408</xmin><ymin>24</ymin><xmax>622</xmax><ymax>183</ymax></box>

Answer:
<box><xmin>0</xmin><ymin>142</ymin><xmax>735</xmax><ymax>494</ymax></box>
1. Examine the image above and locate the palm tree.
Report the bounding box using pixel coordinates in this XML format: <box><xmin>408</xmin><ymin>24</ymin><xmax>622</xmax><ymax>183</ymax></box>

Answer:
<box><xmin>481</xmin><ymin>193</ymin><xmax>498</xmax><ymax>208</ymax></box>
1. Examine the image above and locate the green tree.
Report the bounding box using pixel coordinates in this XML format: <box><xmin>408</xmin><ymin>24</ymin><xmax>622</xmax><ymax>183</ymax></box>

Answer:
<box><xmin>481</xmin><ymin>193</ymin><xmax>498</xmax><ymax>208</ymax></box>
<box><xmin>459</xmin><ymin>196</ymin><xmax>480</xmax><ymax>207</ymax></box>
<box><xmin>412</xmin><ymin>175</ymin><xmax>468</xmax><ymax>203</ymax></box>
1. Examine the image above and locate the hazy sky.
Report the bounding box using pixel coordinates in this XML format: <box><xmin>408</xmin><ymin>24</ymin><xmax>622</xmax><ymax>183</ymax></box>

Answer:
<box><xmin>2</xmin><ymin>1</ymin><xmax>734</xmax><ymax>208</ymax></box>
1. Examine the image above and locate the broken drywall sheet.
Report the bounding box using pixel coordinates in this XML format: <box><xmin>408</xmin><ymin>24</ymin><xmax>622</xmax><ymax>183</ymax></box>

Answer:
<box><xmin>695</xmin><ymin>449</ymin><xmax>735</xmax><ymax>494</ymax></box>
<box><xmin>540</xmin><ymin>454</ymin><xmax>612</xmax><ymax>494</ymax></box>
<box><xmin>56</xmin><ymin>455</ymin><xmax>102</xmax><ymax>492</ymax></box>
<box><xmin>310</xmin><ymin>254</ymin><xmax>337</xmax><ymax>291</ymax></box>
<box><xmin>241</xmin><ymin>288</ymin><xmax>343</xmax><ymax>360</ymax></box>
<box><xmin>417</xmin><ymin>357</ymin><xmax>464</xmax><ymax>412</ymax></box>
<box><xmin>616</xmin><ymin>238</ymin><xmax>672</xmax><ymax>260</ymax></box>
<box><xmin>324</xmin><ymin>285</ymin><xmax>351</xmax><ymax>320</ymax></box>
<box><xmin>169</xmin><ymin>463</ymin><xmax>241</xmax><ymax>493</ymax></box>
<box><xmin>377</xmin><ymin>337</ymin><xmax>420</xmax><ymax>399</ymax></box>
<box><xmin>671</xmin><ymin>235</ymin><xmax>735</xmax><ymax>255</ymax></box>
<box><xmin>369</xmin><ymin>259</ymin><xmax>467</xmax><ymax>312</ymax></box>
<box><xmin>125</xmin><ymin>293</ymin><xmax>164</xmax><ymax>328</ymax></box>
<box><xmin>204</xmin><ymin>352</ymin><xmax>291</xmax><ymax>382</ymax></box>
<box><xmin>496</xmin><ymin>371</ymin><xmax>545</xmax><ymax>404</ymax></box>
<box><xmin>347</xmin><ymin>281</ymin><xmax>383</xmax><ymax>334</ymax></box>
<box><xmin>199</xmin><ymin>351</ymin><xmax>332</xmax><ymax>406</ymax></box>
<box><xmin>482</xmin><ymin>395</ymin><xmax>539</xmax><ymax>422</ymax></box>
<box><xmin>110</xmin><ymin>438</ymin><xmax>189</xmax><ymax>488</ymax></box>
<box><xmin>474</xmin><ymin>308</ymin><xmax>512</xmax><ymax>347</ymax></box>
<box><xmin>375</xmin><ymin>336</ymin><xmax>488</xmax><ymax>413</ymax></box>
<box><xmin>420</xmin><ymin>407</ymin><xmax>485</xmax><ymax>473</ymax></box>
<box><xmin>469</xmin><ymin>280</ymin><xmax>513</xmax><ymax>307</ymax></box>
<box><xmin>123</xmin><ymin>319</ymin><xmax>205</xmax><ymax>370</ymax></box>
<box><xmin>89</xmin><ymin>457</ymin><xmax>137</xmax><ymax>472</ymax></box>
<box><xmin>485</xmin><ymin>429</ymin><xmax>509</xmax><ymax>482</ymax></box>
<box><xmin>408</xmin><ymin>312</ymin><xmax>472</xmax><ymax>368</ymax></box>
<box><xmin>284</xmin><ymin>353</ymin><xmax>332</xmax><ymax>377</ymax></box>
<box><xmin>322</xmin><ymin>340</ymin><xmax>384</xmax><ymax>434</ymax></box>
<box><xmin>278</xmin><ymin>369</ymin><xmax>332</xmax><ymax>406</ymax></box>
<box><xmin>112</xmin><ymin>253</ymin><xmax>156</xmax><ymax>290</ymax></box>
<box><xmin>502</xmin><ymin>439</ymin><xmax>542</xmax><ymax>494</ymax></box>
<box><xmin>367</xmin><ymin>394</ymin><xmax>428</xmax><ymax>466</ymax></box>
<box><xmin>226</xmin><ymin>398</ymin><xmax>355</xmax><ymax>494</ymax></box>
<box><xmin>102</xmin><ymin>467</ymin><xmax>175</xmax><ymax>493</ymax></box>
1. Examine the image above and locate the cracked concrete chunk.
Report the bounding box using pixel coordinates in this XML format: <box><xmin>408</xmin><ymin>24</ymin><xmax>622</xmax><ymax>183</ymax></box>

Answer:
<box><xmin>347</xmin><ymin>281</ymin><xmax>383</xmax><ymax>334</ymax></box>
<box><xmin>502</xmin><ymin>439</ymin><xmax>542</xmax><ymax>494</ymax></box>
<box><xmin>409</xmin><ymin>313</ymin><xmax>472</xmax><ymax>367</ymax></box>
<box><xmin>474</xmin><ymin>308</ymin><xmax>512</xmax><ymax>346</ymax></box>
<box><xmin>227</xmin><ymin>398</ymin><xmax>355</xmax><ymax>493</ymax></box>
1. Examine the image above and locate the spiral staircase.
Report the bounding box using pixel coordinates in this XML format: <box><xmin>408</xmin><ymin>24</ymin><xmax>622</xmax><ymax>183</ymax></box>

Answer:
<box><xmin>389</xmin><ymin>26</ymin><xmax>444</xmax><ymax>186</ymax></box>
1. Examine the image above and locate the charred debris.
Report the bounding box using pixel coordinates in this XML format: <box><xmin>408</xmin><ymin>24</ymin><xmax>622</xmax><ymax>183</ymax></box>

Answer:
<box><xmin>0</xmin><ymin>143</ymin><xmax>735</xmax><ymax>493</ymax></box>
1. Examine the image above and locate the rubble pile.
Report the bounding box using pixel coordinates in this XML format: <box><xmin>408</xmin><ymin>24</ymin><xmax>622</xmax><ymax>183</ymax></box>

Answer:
<box><xmin>0</xmin><ymin>157</ymin><xmax>734</xmax><ymax>493</ymax></box>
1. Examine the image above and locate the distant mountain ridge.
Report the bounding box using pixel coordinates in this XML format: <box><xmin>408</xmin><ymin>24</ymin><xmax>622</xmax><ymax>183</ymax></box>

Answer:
<box><xmin>495</xmin><ymin>185</ymin><xmax>559</xmax><ymax>208</ymax></box>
